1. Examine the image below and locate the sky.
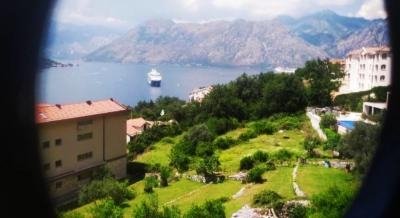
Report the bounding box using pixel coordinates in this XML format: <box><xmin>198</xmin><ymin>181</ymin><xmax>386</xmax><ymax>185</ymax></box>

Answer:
<box><xmin>53</xmin><ymin>0</ymin><xmax>387</xmax><ymax>29</ymax></box>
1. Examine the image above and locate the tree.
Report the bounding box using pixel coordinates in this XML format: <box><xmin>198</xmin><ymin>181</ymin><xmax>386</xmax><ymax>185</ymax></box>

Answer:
<box><xmin>144</xmin><ymin>176</ymin><xmax>159</xmax><ymax>193</ymax></box>
<box><xmin>323</xmin><ymin>128</ymin><xmax>341</xmax><ymax>150</ymax></box>
<box><xmin>182</xmin><ymin>124</ymin><xmax>215</xmax><ymax>155</ymax></box>
<box><xmin>261</xmin><ymin>74</ymin><xmax>307</xmax><ymax>116</ymax></box>
<box><xmin>295</xmin><ymin>59</ymin><xmax>345</xmax><ymax>107</ymax></box>
<box><xmin>338</xmin><ymin>122</ymin><xmax>381</xmax><ymax>174</ymax></box>
<box><xmin>195</xmin><ymin>155</ymin><xmax>221</xmax><ymax>179</ymax></box>
<box><xmin>160</xmin><ymin>166</ymin><xmax>172</xmax><ymax>187</ymax></box>
<box><xmin>79</xmin><ymin>178</ymin><xmax>135</xmax><ymax>205</ymax></box>
<box><xmin>201</xmin><ymin>84</ymin><xmax>246</xmax><ymax>120</ymax></box>
<box><xmin>169</xmin><ymin>145</ymin><xmax>190</xmax><ymax>172</ymax></box>
<box><xmin>303</xmin><ymin>136</ymin><xmax>320</xmax><ymax>157</ymax></box>
<box><xmin>320</xmin><ymin>114</ymin><xmax>337</xmax><ymax>130</ymax></box>
<box><xmin>91</xmin><ymin>199</ymin><xmax>123</xmax><ymax>218</ymax></box>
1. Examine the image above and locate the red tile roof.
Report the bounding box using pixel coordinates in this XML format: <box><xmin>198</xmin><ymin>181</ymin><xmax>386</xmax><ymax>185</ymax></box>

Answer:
<box><xmin>36</xmin><ymin>99</ymin><xmax>127</xmax><ymax>124</ymax></box>
<box><xmin>126</xmin><ymin>118</ymin><xmax>151</xmax><ymax>136</ymax></box>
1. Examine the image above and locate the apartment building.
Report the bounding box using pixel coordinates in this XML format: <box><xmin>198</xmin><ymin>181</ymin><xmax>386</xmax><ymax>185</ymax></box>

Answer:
<box><xmin>339</xmin><ymin>46</ymin><xmax>391</xmax><ymax>94</ymax></box>
<box><xmin>36</xmin><ymin>99</ymin><xmax>128</xmax><ymax>205</ymax></box>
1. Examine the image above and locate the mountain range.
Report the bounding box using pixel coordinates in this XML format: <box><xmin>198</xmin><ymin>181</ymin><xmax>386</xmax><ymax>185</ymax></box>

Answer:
<box><xmin>51</xmin><ymin>10</ymin><xmax>389</xmax><ymax>68</ymax></box>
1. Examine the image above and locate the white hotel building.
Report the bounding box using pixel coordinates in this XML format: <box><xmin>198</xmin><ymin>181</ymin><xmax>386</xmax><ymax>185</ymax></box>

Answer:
<box><xmin>339</xmin><ymin>46</ymin><xmax>391</xmax><ymax>94</ymax></box>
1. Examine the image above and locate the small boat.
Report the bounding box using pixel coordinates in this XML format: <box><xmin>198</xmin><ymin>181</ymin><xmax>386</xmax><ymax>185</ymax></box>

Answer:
<box><xmin>147</xmin><ymin>68</ymin><xmax>162</xmax><ymax>87</ymax></box>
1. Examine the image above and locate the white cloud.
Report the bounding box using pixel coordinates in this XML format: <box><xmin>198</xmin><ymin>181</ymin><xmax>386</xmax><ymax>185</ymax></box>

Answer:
<box><xmin>54</xmin><ymin>0</ymin><xmax>128</xmax><ymax>28</ymax></box>
<box><xmin>182</xmin><ymin>0</ymin><xmax>200</xmax><ymax>11</ymax></box>
<box><xmin>357</xmin><ymin>0</ymin><xmax>386</xmax><ymax>19</ymax></box>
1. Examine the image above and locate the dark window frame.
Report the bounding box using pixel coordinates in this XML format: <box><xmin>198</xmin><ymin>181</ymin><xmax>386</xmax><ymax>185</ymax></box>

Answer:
<box><xmin>77</xmin><ymin>132</ymin><xmax>93</xmax><ymax>141</ymax></box>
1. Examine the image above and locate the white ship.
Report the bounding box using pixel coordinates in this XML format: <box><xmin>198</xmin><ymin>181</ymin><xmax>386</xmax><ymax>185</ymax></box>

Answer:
<box><xmin>147</xmin><ymin>68</ymin><xmax>162</xmax><ymax>87</ymax></box>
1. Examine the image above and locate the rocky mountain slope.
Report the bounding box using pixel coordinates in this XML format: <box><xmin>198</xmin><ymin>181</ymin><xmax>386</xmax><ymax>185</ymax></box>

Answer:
<box><xmin>85</xmin><ymin>11</ymin><xmax>389</xmax><ymax>68</ymax></box>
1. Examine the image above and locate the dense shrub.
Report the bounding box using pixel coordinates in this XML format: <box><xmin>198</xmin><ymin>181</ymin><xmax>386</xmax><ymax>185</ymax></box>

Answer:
<box><xmin>213</xmin><ymin>137</ymin><xmax>237</xmax><ymax>150</ymax></box>
<box><xmin>246</xmin><ymin>166</ymin><xmax>265</xmax><ymax>183</ymax></box>
<box><xmin>252</xmin><ymin>190</ymin><xmax>283</xmax><ymax>209</ymax></box>
<box><xmin>273</xmin><ymin>149</ymin><xmax>294</xmax><ymax>164</ymax></box>
<box><xmin>265</xmin><ymin>161</ymin><xmax>276</xmax><ymax>171</ymax></box>
<box><xmin>323</xmin><ymin>128</ymin><xmax>341</xmax><ymax>150</ymax></box>
<box><xmin>320</xmin><ymin>114</ymin><xmax>337</xmax><ymax>130</ymax></box>
<box><xmin>251</xmin><ymin>121</ymin><xmax>277</xmax><ymax>135</ymax></box>
<box><xmin>277</xmin><ymin>202</ymin><xmax>307</xmax><ymax>218</ymax></box>
<box><xmin>338</xmin><ymin>122</ymin><xmax>381</xmax><ymax>174</ymax></box>
<box><xmin>333</xmin><ymin>86</ymin><xmax>389</xmax><ymax>111</ymax></box>
<box><xmin>303</xmin><ymin>136</ymin><xmax>320</xmax><ymax>157</ymax></box>
<box><xmin>238</xmin><ymin>129</ymin><xmax>258</xmax><ymax>141</ymax></box>
<box><xmin>79</xmin><ymin>178</ymin><xmax>135</xmax><ymax>205</ymax></box>
<box><xmin>144</xmin><ymin>176</ymin><xmax>159</xmax><ymax>193</ymax></box>
<box><xmin>128</xmin><ymin>124</ymin><xmax>182</xmax><ymax>156</ymax></box>
<box><xmin>133</xmin><ymin>195</ymin><xmax>181</xmax><ymax>218</ymax></box>
<box><xmin>90</xmin><ymin>199</ymin><xmax>123</xmax><ymax>218</ymax></box>
<box><xmin>269</xmin><ymin>115</ymin><xmax>304</xmax><ymax>130</ymax></box>
<box><xmin>195</xmin><ymin>142</ymin><xmax>216</xmax><ymax>157</ymax></box>
<box><xmin>239</xmin><ymin>156</ymin><xmax>255</xmax><ymax>170</ymax></box>
<box><xmin>253</xmin><ymin>150</ymin><xmax>269</xmax><ymax>162</ymax></box>
<box><xmin>184</xmin><ymin>199</ymin><xmax>225</xmax><ymax>218</ymax></box>
<box><xmin>308</xmin><ymin>186</ymin><xmax>355</xmax><ymax>218</ymax></box>
<box><xmin>206</xmin><ymin>117</ymin><xmax>239</xmax><ymax>135</ymax></box>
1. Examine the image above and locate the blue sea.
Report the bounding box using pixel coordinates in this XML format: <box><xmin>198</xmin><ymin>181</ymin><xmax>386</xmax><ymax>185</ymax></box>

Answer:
<box><xmin>37</xmin><ymin>62</ymin><xmax>267</xmax><ymax>107</ymax></box>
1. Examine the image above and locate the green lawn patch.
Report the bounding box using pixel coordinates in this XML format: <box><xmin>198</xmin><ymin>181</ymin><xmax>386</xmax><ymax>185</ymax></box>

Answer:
<box><xmin>219</xmin><ymin>130</ymin><xmax>305</xmax><ymax>173</ymax></box>
<box><xmin>135</xmin><ymin>135</ymin><xmax>181</xmax><ymax>166</ymax></box>
<box><xmin>297</xmin><ymin>165</ymin><xmax>359</xmax><ymax>197</ymax></box>
<box><xmin>224</xmin><ymin>166</ymin><xmax>295</xmax><ymax>216</ymax></box>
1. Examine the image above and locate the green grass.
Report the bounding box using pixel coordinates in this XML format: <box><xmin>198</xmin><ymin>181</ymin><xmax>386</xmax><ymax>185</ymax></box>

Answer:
<box><xmin>224</xmin><ymin>166</ymin><xmax>295</xmax><ymax>216</ymax></box>
<box><xmin>135</xmin><ymin>135</ymin><xmax>181</xmax><ymax>166</ymax></box>
<box><xmin>297</xmin><ymin>165</ymin><xmax>359</xmax><ymax>197</ymax></box>
<box><xmin>63</xmin><ymin>118</ymin><xmax>359</xmax><ymax>218</ymax></box>
<box><xmin>218</xmin><ymin>130</ymin><xmax>306</xmax><ymax>173</ymax></box>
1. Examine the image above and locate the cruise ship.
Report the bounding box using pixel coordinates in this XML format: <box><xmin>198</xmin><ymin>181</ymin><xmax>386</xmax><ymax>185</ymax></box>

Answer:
<box><xmin>147</xmin><ymin>68</ymin><xmax>162</xmax><ymax>87</ymax></box>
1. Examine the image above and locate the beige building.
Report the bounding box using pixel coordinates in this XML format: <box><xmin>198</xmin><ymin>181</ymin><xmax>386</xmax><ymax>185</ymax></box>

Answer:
<box><xmin>36</xmin><ymin>99</ymin><xmax>128</xmax><ymax>205</ymax></box>
<box><xmin>339</xmin><ymin>46</ymin><xmax>391</xmax><ymax>94</ymax></box>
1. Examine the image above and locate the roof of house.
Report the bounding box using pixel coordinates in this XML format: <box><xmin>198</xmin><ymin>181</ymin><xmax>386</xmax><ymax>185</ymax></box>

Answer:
<box><xmin>36</xmin><ymin>99</ymin><xmax>126</xmax><ymax>124</ymax></box>
<box><xmin>348</xmin><ymin>46</ymin><xmax>391</xmax><ymax>56</ymax></box>
<box><xmin>126</xmin><ymin>118</ymin><xmax>152</xmax><ymax>136</ymax></box>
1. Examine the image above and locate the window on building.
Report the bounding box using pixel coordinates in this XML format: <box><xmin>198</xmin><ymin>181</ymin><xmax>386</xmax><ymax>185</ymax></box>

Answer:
<box><xmin>55</xmin><ymin>160</ymin><xmax>62</xmax><ymax>168</ymax></box>
<box><xmin>55</xmin><ymin>138</ymin><xmax>62</xmax><ymax>146</ymax></box>
<box><xmin>380</xmin><ymin>76</ymin><xmax>385</xmax><ymax>81</ymax></box>
<box><xmin>43</xmin><ymin>163</ymin><xmax>50</xmax><ymax>171</ymax></box>
<box><xmin>42</xmin><ymin>141</ymin><xmax>50</xmax><ymax>149</ymax></box>
<box><xmin>375</xmin><ymin>76</ymin><xmax>378</xmax><ymax>82</ymax></box>
<box><xmin>381</xmin><ymin>64</ymin><xmax>386</xmax><ymax>70</ymax></box>
<box><xmin>77</xmin><ymin>132</ymin><xmax>93</xmax><ymax>141</ymax></box>
<box><xmin>77</xmin><ymin>119</ymin><xmax>93</xmax><ymax>130</ymax></box>
<box><xmin>55</xmin><ymin>181</ymin><xmax>63</xmax><ymax>189</ymax></box>
<box><xmin>77</xmin><ymin>151</ymin><xmax>93</xmax><ymax>161</ymax></box>
<box><xmin>78</xmin><ymin>119</ymin><xmax>93</xmax><ymax>126</ymax></box>
<box><xmin>382</xmin><ymin>53</ymin><xmax>388</xmax><ymax>60</ymax></box>
<box><xmin>376</xmin><ymin>65</ymin><xmax>378</xmax><ymax>71</ymax></box>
